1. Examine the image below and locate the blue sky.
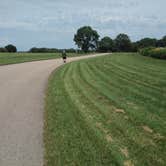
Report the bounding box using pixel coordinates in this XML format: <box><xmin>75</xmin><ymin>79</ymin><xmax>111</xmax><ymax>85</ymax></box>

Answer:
<box><xmin>0</xmin><ymin>0</ymin><xmax>166</xmax><ymax>51</ymax></box>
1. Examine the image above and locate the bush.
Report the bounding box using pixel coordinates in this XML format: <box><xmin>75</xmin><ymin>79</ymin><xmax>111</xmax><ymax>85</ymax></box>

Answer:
<box><xmin>150</xmin><ymin>48</ymin><xmax>166</xmax><ymax>59</ymax></box>
<box><xmin>139</xmin><ymin>47</ymin><xmax>166</xmax><ymax>59</ymax></box>
<box><xmin>139</xmin><ymin>47</ymin><xmax>154</xmax><ymax>56</ymax></box>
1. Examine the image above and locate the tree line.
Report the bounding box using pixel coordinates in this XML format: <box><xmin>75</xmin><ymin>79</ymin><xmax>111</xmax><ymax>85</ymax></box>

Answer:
<box><xmin>74</xmin><ymin>26</ymin><xmax>166</xmax><ymax>53</ymax></box>
<box><xmin>0</xmin><ymin>26</ymin><xmax>166</xmax><ymax>53</ymax></box>
<box><xmin>29</xmin><ymin>47</ymin><xmax>78</xmax><ymax>53</ymax></box>
<box><xmin>0</xmin><ymin>44</ymin><xmax>17</xmax><ymax>52</ymax></box>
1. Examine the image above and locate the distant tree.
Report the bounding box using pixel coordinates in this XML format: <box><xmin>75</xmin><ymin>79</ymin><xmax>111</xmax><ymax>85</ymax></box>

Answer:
<box><xmin>115</xmin><ymin>34</ymin><xmax>132</xmax><ymax>52</ymax></box>
<box><xmin>65</xmin><ymin>48</ymin><xmax>76</xmax><ymax>53</ymax></box>
<box><xmin>131</xmin><ymin>42</ymin><xmax>139</xmax><ymax>52</ymax></box>
<box><xmin>157</xmin><ymin>36</ymin><xmax>166</xmax><ymax>47</ymax></box>
<box><xmin>98</xmin><ymin>36</ymin><xmax>114</xmax><ymax>52</ymax></box>
<box><xmin>137</xmin><ymin>38</ymin><xmax>157</xmax><ymax>48</ymax></box>
<box><xmin>29</xmin><ymin>47</ymin><xmax>39</xmax><ymax>53</ymax></box>
<box><xmin>0</xmin><ymin>47</ymin><xmax>8</xmax><ymax>52</ymax></box>
<box><xmin>74</xmin><ymin>26</ymin><xmax>100</xmax><ymax>52</ymax></box>
<box><xmin>5</xmin><ymin>44</ymin><xmax>17</xmax><ymax>52</ymax></box>
<box><xmin>29</xmin><ymin>47</ymin><xmax>50</xmax><ymax>53</ymax></box>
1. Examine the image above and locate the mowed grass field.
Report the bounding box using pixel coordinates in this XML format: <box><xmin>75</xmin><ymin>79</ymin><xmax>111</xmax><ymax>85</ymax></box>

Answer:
<box><xmin>0</xmin><ymin>52</ymin><xmax>79</xmax><ymax>65</ymax></box>
<box><xmin>44</xmin><ymin>53</ymin><xmax>166</xmax><ymax>166</ymax></box>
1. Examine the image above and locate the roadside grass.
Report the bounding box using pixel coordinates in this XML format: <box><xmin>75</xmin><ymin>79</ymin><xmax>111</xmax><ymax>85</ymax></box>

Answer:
<box><xmin>0</xmin><ymin>52</ymin><xmax>79</xmax><ymax>65</ymax></box>
<box><xmin>44</xmin><ymin>53</ymin><xmax>166</xmax><ymax>166</ymax></box>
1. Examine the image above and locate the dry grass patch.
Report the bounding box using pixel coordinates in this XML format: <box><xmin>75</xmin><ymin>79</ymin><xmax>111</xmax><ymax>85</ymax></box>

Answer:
<box><xmin>124</xmin><ymin>160</ymin><xmax>134</xmax><ymax>166</ymax></box>
<box><xmin>142</xmin><ymin>126</ymin><xmax>153</xmax><ymax>133</ymax></box>
<box><xmin>115</xmin><ymin>108</ymin><xmax>125</xmax><ymax>114</ymax></box>
<box><xmin>106</xmin><ymin>134</ymin><xmax>113</xmax><ymax>143</ymax></box>
<box><xmin>124</xmin><ymin>115</ymin><xmax>129</xmax><ymax>120</ymax></box>
<box><xmin>120</xmin><ymin>147</ymin><xmax>129</xmax><ymax>158</ymax></box>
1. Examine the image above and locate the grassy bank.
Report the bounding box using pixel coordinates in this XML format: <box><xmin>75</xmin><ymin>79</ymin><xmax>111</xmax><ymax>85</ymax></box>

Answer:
<box><xmin>0</xmin><ymin>52</ymin><xmax>79</xmax><ymax>65</ymax></box>
<box><xmin>44</xmin><ymin>53</ymin><xmax>166</xmax><ymax>166</ymax></box>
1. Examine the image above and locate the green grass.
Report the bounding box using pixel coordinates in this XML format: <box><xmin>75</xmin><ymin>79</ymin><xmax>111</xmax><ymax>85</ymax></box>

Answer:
<box><xmin>0</xmin><ymin>52</ymin><xmax>79</xmax><ymax>65</ymax></box>
<box><xmin>44</xmin><ymin>53</ymin><xmax>166</xmax><ymax>166</ymax></box>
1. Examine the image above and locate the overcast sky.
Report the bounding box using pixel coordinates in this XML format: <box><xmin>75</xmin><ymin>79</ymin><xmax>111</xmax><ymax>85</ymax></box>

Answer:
<box><xmin>0</xmin><ymin>0</ymin><xmax>166</xmax><ymax>51</ymax></box>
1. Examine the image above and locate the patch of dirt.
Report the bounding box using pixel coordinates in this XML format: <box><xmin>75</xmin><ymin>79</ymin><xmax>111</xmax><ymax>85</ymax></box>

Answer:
<box><xmin>142</xmin><ymin>126</ymin><xmax>153</xmax><ymax>133</ymax></box>
<box><xmin>120</xmin><ymin>147</ymin><xmax>129</xmax><ymax>158</ymax></box>
<box><xmin>115</xmin><ymin>108</ymin><xmax>125</xmax><ymax>114</ymax></box>
<box><xmin>124</xmin><ymin>160</ymin><xmax>134</xmax><ymax>166</ymax></box>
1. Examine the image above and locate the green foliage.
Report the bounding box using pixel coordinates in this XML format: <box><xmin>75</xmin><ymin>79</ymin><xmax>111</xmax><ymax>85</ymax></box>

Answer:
<box><xmin>98</xmin><ymin>36</ymin><xmax>114</xmax><ymax>52</ymax></box>
<box><xmin>157</xmin><ymin>36</ymin><xmax>166</xmax><ymax>47</ymax></box>
<box><xmin>139</xmin><ymin>47</ymin><xmax>155</xmax><ymax>56</ymax></box>
<box><xmin>131</xmin><ymin>42</ymin><xmax>139</xmax><ymax>52</ymax></box>
<box><xmin>139</xmin><ymin>47</ymin><xmax>166</xmax><ymax>59</ymax></box>
<box><xmin>5</xmin><ymin>44</ymin><xmax>17</xmax><ymax>52</ymax></box>
<box><xmin>74</xmin><ymin>26</ymin><xmax>100</xmax><ymax>52</ymax></box>
<box><xmin>115</xmin><ymin>34</ymin><xmax>132</xmax><ymax>52</ymax></box>
<box><xmin>137</xmin><ymin>38</ymin><xmax>157</xmax><ymax>48</ymax></box>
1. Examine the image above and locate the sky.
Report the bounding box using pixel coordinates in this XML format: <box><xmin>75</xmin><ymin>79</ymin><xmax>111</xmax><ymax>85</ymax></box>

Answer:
<box><xmin>0</xmin><ymin>0</ymin><xmax>166</xmax><ymax>51</ymax></box>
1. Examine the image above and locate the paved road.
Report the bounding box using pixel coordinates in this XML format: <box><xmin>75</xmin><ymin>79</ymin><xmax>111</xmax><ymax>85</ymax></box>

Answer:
<box><xmin>0</xmin><ymin>53</ymin><xmax>108</xmax><ymax>166</ymax></box>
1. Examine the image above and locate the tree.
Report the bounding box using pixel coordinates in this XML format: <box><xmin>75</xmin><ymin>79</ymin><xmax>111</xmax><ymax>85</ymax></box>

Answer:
<box><xmin>5</xmin><ymin>44</ymin><xmax>17</xmax><ymax>52</ymax></box>
<box><xmin>137</xmin><ymin>38</ymin><xmax>157</xmax><ymax>48</ymax></box>
<box><xmin>130</xmin><ymin>42</ymin><xmax>139</xmax><ymax>52</ymax></box>
<box><xmin>157</xmin><ymin>36</ymin><xmax>166</xmax><ymax>47</ymax></box>
<box><xmin>98</xmin><ymin>36</ymin><xmax>114</xmax><ymax>52</ymax></box>
<box><xmin>115</xmin><ymin>34</ymin><xmax>132</xmax><ymax>52</ymax></box>
<box><xmin>74</xmin><ymin>26</ymin><xmax>100</xmax><ymax>52</ymax></box>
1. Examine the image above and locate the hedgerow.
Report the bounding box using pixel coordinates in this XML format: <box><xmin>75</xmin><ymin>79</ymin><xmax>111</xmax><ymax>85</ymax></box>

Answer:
<box><xmin>139</xmin><ymin>47</ymin><xmax>166</xmax><ymax>59</ymax></box>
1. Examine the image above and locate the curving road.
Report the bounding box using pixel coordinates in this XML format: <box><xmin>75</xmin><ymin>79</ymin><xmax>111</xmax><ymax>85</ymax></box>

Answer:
<box><xmin>0</xmin><ymin>53</ymin><xmax>108</xmax><ymax>166</ymax></box>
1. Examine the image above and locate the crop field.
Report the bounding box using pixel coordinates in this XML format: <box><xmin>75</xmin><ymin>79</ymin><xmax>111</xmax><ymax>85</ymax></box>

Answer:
<box><xmin>44</xmin><ymin>53</ymin><xmax>166</xmax><ymax>166</ymax></box>
<box><xmin>0</xmin><ymin>52</ymin><xmax>79</xmax><ymax>65</ymax></box>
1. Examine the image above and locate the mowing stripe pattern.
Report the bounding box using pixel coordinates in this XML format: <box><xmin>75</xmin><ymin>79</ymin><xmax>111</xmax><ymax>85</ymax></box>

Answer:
<box><xmin>44</xmin><ymin>53</ymin><xmax>166</xmax><ymax>166</ymax></box>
